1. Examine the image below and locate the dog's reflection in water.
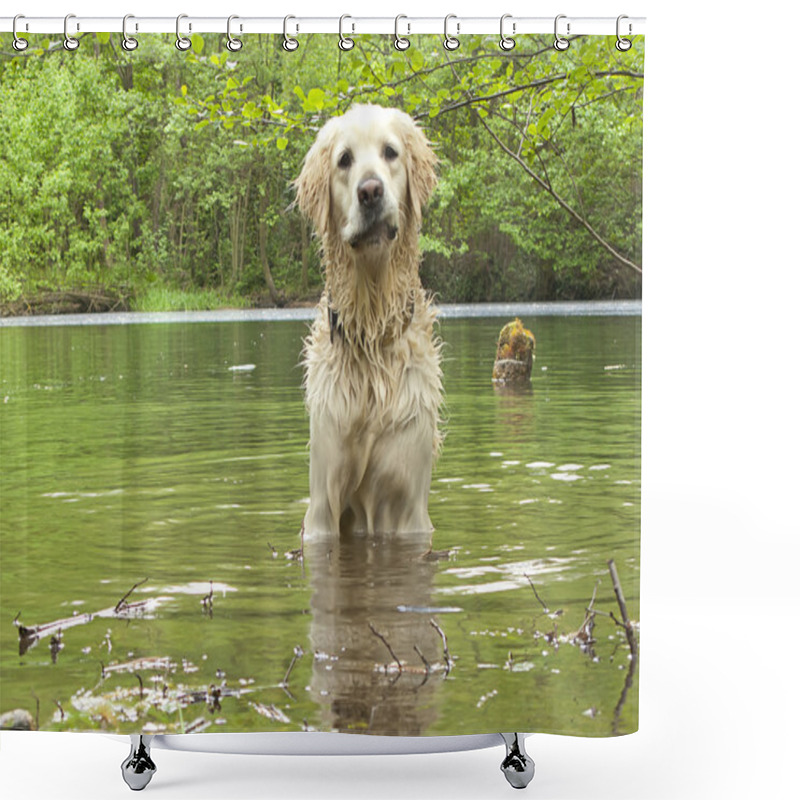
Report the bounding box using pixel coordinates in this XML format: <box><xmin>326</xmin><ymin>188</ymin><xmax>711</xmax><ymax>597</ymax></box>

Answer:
<box><xmin>305</xmin><ymin>531</ymin><xmax>443</xmax><ymax>736</ymax></box>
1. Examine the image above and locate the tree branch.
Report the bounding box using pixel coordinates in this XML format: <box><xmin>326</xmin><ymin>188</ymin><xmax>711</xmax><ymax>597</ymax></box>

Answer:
<box><xmin>416</xmin><ymin>71</ymin><xmax>643</xmax><ymax>121</ymax></box>
<box><xmin>476</xmin><ymin>112</ymin><xmax>642</xmax><ymax>274</ymax></box>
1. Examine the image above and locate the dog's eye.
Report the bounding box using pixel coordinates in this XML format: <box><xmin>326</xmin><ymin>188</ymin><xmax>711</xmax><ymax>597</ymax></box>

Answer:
<box><xmin>384</xmin><ymin>145</ymin><xmax>399</xmax><ymax>162</ymax></box>
<box><xmin>338</xmin><ymin>151</ymin><xmax>352</xmax><ymax>169</ymax></box>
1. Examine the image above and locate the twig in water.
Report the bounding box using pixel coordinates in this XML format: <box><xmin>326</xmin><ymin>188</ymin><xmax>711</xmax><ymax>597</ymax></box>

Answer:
<box><xmin>574</xmin><ymin>579</ymin><xmax>600</xmax><ymax>652</ymax></box>
<box><xmin>368</xmin><ymin>622</ymin><xmax>403</xmax><ymax>674</ymax></box>
<box><xmin>135</xmin><ymin>673</ymin><xmax>145</xmax><ymax>701</ymax></box>
<box><xmin>607</xmin><ymin>560</ymin><xmax>638</xmax><ymax>658</ymax></box>
<box><xmin>414</xmin><ymin>645</ymin><xmax>431</xmax><ymax>675</ymax></box>
<box><xmin>524</xmin><ymin>574</ymin><xmax>550</xmax><ymax>613</ymax></box>
<box><xmin>280</xmin><ymin>646</ymin><xmax>304</xmax><ymax>689</ymax></box>
<box><xmin>613</xmin><ymin>652</ymin><xmax>638</xmax><ymax>735</ymax></box>
<box><xmin>201</xmin><ymin>581</ymin><xmax>214</xmax><ymax>616</ymax></box>
<box><xmin>115</xmin><ymin>578</ymin><xmax>149</xmax><ymax>614</ymax></box>
<box><xmin>49</xmin><ymin>631</ymin><xmax>64</xmax><ymax>664</ymax></box>
<box><xmin>56</xmin><ymin>700</ymin><xmax>65</xmax><ymax>721</ymax></box>
<box><xmin>414</xmin><ymin>645</ymin><xmax>431</xmax><ymax>686</ymax></box>
<box><xmin>430</xmin><ymin>618</ymin><xmax>453</xmax><ymax>675</ymax></box>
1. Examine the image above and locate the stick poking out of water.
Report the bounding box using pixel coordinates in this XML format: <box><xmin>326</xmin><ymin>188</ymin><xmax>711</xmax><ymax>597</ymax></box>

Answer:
<box><xmin>115</xmin><ymin>578</ymin><xmax>149</xmax><ymax>614</ymax></box>
<box><xmin>430</xmin><ymin>618</ymin><xmax>453</xmax><ymax>676</ymax></box>
<box><xmin>368</xmin><ymin>622</ymin><xmax>403</xmax><ymax>674</ymax></box>
<box><xmin>607</xmin><ymin>559</ymin><xmax>638</xmax><ymax>658</ymax></box>
<box><xmin>280</xmin><ymin>646</ymin><xmax>304</xmax><ymax>689</ymax></box>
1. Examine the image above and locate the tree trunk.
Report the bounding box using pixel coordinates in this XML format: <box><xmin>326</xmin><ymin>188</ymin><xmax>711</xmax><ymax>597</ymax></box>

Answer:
<box><xmin>258</xmin><ymin>191</ymin><xmax>281</xmax><ymax>306</ymax></box>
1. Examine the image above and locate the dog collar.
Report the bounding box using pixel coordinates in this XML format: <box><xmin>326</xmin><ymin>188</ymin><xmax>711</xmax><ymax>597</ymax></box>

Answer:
<box><xmin>327</xmin><ymin>290</ymin><xmax>415</xmax><ymax>346</ymax></box>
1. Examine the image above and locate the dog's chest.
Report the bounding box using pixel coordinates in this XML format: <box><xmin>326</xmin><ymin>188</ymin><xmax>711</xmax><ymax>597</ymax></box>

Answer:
<box><xmin>306</xmin><ymin>325</ymin><xmax>440</xmax><ymax>435</ymax></box>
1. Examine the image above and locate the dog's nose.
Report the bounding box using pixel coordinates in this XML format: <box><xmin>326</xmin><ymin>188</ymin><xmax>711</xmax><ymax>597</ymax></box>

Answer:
<box><xmin>357</xmin><ymin>177</ymin><xmax>384</xmax><ymax>208</ymax></box>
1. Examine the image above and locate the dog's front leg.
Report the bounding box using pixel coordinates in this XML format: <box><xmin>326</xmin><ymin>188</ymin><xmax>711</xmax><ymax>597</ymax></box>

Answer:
<box><xmin>305</xmin><ymin>414</ymin><xmax>372</xmax><ymax>538</ymax></box>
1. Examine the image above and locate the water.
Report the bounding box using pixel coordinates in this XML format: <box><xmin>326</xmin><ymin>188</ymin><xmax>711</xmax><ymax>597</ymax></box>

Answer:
<box><xmin>0</xmin><ymin>308</ymin><xmax>640</xmax><ymax>737</ymax></box>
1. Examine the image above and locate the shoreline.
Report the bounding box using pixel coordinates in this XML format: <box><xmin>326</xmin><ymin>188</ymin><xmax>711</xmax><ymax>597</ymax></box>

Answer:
<box><xmin>0</xmin><ymin>300</ymin><xmax>642</xmax><ymax>328</ymax></box>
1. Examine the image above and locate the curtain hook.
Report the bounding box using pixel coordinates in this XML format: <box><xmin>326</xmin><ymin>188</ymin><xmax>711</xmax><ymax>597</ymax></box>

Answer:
<box><xmin>394</xmin><ymin>15</ymin><xmax>410</xmax><ymax>52</ymax></box>
<box><xmin>176</xmin><ymin>14</ymin><xmax>192</xmax><ymax>51</ymax></box>
<box><xmin>499</xmin><ymin>14</ymin><xmax>515</xmax><ymax>51</ymax></box>
<box><xmin>553</xmin><ymin>14</ymin><xmax>570</xmax><ymax>51</ymax></box>
<box><xmin>64</xmin><ymin>13</ymin><xmax>80</xmax><ymax>51</ymax></box>
<box><xmin>339</xmin><ymin>15</ymin><xmax>355</xmax><ymax>51</ymax></box>
<box><xmin>283</xmin><ymin>15</ymin><xmax>299</xmax><ymax>51</ymax></box>
<box><xmin>12</xmin><ymin>14</ymin><xmax>29</xmax><ymax>51</ymax></box>
<box><xmin>443</xmin><ymin>14</ymin><xmax>460</xmax><ymax>51</ymax></box>
<box><xmin>121</xmin><ymin>14</ymin><xmax>139</xmax><ymax>51</ymax></box>
<box><xmin>226</xmin><ymin>15</ymin><xmax>243</xmax><ymax>52</ymax></box>
<box><xmin>616</xmin><ymin>15</ymin><xmax>633</xmax><ymax>51</ymax></box>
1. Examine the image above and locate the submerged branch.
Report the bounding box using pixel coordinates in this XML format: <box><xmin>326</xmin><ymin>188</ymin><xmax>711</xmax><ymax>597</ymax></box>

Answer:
<box><xmin>524</xmin><ymin>574</ymin><xmax>550</xmax><ymax>613</ymax></box>
<box><xmin>430</xmin><ymin>618</ymin><xmax>453</xmax><ymax>676</ymax></box>
<box><xmin>115</xmin><ymin>578</ymin><xmax>150</xmax><ymax>614</ymax></box>
<box><xmin>368</xmin><ymin>622</ymin><xmax>403</xmax><ymax>674</ymax></box>
<box><xmin>280</xmin><ymin>646</ymin><xmax>304</xmax><ymax>689</ymax></box>
<box><xmin>607</xmin><ymin>559</ymin><xmax>638</xmax><ymax>658</ymax></box>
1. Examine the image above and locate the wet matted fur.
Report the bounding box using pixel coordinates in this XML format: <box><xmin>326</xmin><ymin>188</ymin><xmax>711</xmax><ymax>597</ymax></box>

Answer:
<box><xmin>294</xmin><ymin>104</ymin><xmax>442</xmax><ymax>538</ymax></box>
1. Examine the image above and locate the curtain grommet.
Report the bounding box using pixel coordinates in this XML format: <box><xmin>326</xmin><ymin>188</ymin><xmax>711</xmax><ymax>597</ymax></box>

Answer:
<box><xmin>394</xmin><ymin>15</ymin><xmax>410</xmax><ymax>51</ymax></box>
<box><xmin>443</xmin><ymin>14</ymin><xmax>460</xmax><ymax>51</ymax></box>
<box><xmin>553</xmin><ymin>14</ymin><xmax>570</xmax><ymax>51</ymax></box>
<box><xmin>175</xmin><ymin>14</ymin><xmax>192</xmax><ymax>51</ymax></box>
<box><xmin>226</xmin><ymin>15</ymin><xmax>243</xmax><ymax>52</ymax></box>
<box><xmin>283</xmin><ymin>15</ymin><xmax>299</xmax><ymax>51</ymax></box>
<box><xmin>499</xmin><ymin>14</ymin><xmax>515</xmax><ymax>51</ymax></box>
<box><xmin>12</xmin><ymin>14</ymin><xmax>29</xmax><ymax>51</ymax></box>
<box><xmin>616</xmin><ymin>15</ymin><xmax>633</xmax><ymax>51</ymax></box>
<box><xmin>121</xmin><ymin>14</ymin><xmax>139</xmax><ymax>51</ymax></box>
<box><xmin>64</xmin><ymin>13</ymin><xmax>80</xmax><ymax>51</ymax></box>
<box><xmin>339</xmin><ymin>15</ymin><xmax>355</xmax><ymax>51</ymax></box>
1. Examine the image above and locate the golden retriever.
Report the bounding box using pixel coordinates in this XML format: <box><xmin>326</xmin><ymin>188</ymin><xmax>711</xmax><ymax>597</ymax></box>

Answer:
<box><xmin>294</xmin><ymin>104</ymin><xmax>441</xmax><ymax>538</ymax></box>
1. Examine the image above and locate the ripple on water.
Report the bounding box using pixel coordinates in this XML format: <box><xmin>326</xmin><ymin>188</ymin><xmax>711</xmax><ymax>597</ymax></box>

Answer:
<box><xmin>439</xmin><ymin>557</ymin><xmax>572</xmax><ymax>596</ymax></box>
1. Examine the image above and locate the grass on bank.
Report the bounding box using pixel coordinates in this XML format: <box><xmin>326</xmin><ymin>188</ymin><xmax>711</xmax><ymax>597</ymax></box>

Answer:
<box><xmin>129</xmin><ymin>286</ymin><xmax>252</xmax><ymax>313</ymax></box>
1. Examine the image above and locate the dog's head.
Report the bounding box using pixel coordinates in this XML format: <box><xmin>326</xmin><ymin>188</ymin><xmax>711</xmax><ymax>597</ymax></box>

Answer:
<box><xmin>295</xmin><ymin>105</ymin><xmax>437</xmax><ymax>252</ymax></box>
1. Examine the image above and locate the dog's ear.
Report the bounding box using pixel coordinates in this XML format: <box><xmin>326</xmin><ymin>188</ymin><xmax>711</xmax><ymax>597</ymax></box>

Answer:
<box><xmin>294</xmin><ymin>122</ymin><xmax>335</xmax><ymax>238</ymax></box>
<box><xmin>401</xmin><ymin>115</ymin><xmax>438</xmax><ymax>226</ymax></box>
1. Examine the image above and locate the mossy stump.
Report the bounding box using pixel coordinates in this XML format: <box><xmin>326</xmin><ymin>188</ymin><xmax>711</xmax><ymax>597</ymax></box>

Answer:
<box><xmin>492</xmin><ymin>318</ymin><xmax>535</xmax><ymax>384</ymax></box>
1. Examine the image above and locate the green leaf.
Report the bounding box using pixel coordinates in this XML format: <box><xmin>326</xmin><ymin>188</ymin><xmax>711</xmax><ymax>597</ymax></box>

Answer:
<box><xmin>195</xmin><ymin>119</ymin><xmax>210</xmax><ymax>131</ymax></box>
<box><xmin>276</xmin><ymin>137</ymin><xmax>289</xmax><ymax>151</ymax></box>
<box><xmin>537</xmin><ymin>106</ymin><xmax>556</xmax><ymax>137</ymax></box>
<box><xmin>306</xmin><ymin>88</ymin><xmax>326</xmax><ymax>112</ymax></box>
<box><xmin>242</xmin><ymin>101</ymin><xmax>259</xmax><ymax>120</ymax></box>
<box><xmin>410</xmin><ymin>48</ymin><xmax>424</xmax><ymax>72</ymax></box>
<box><xmin>191</xmin><ymin>34</ymin><xmax>204</xmax><ymax>53</ymax></box>
<box><xmin>96</xmin><ymin>32</ymin><xmax>110</xmax><ymax>45</ymax></box>
<box><xmin>181</xmin><ymin>85</ymin><xmax>188</xmax><ymax>97</ymax></box>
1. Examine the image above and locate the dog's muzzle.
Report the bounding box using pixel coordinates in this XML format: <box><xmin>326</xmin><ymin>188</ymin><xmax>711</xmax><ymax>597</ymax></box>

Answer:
<box><xmin>349</xmin><ymin>176</ymin><xmax>398</xmax><ymax>248</ymax></box>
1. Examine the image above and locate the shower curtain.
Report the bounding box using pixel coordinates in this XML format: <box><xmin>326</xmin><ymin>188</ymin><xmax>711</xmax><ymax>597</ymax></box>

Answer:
<box><xmin>0</xmin><ymin>27</ymin><xmax>642</xmax><ymax>739</ymax></box>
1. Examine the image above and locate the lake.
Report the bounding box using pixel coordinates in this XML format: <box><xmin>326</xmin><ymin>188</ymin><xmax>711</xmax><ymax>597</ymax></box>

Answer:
<box><xmin>0</xmin><ymin>304</ymin><xmax>640</xmax><ymax>737</ymax></box>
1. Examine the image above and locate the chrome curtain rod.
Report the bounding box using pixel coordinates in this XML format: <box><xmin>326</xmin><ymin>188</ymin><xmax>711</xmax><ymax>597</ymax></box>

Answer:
<box><xmin>1</xmin><ymin>15</ymin><xmax>646</xmax><ymax>37</ymax></box>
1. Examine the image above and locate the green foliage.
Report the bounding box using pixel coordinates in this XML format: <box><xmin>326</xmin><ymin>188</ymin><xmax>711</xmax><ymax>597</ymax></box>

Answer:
<box><xmin>0</xmin><ymin>32</ymin><xmax>643</xmax><ymax>307</ymax></box>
